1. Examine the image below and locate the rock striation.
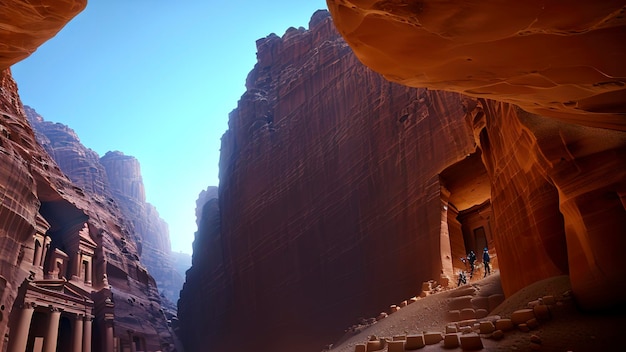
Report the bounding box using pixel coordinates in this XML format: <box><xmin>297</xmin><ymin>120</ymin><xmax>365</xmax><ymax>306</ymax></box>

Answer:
<box><xmin>180</xmin><ymin>6</ymin><xmax>625</xmax><ymax>351</ymax></box>
<box><xmin>327</xmin><ymin>0</ymin><xmax>626</xmax><ymax>311</ymax></box>
<box><xmin>27</xmin><ymin>109</ymin><xmax>185</xmax><ymax>311</ymax></box>
<box><xmin>26</xmin><ymin>106</ymin><xmax>112</xmax><ymax>199</ymax></box>
<box><xmin>1</xmin><ymin>67</ymin><xmax>175</xmax><ymax>351</ymax></box>
<box><xmin>179</xmin><ymin>10</ymin><xmax>487</xmax><ymax>352</ymax></box>
<box><xmin>0</xmin><ymin>0</ymin><xmax>86</xmax><ymax>69</ymax></box>
<box><xmin>99</xmin><ymin>151</ymin><xmax>185</xmax><ymax>308</ymax></box>
<box><xmin>326</xmin><ymin>0</ymin><xmax>626</xmax><ymax>131</ymax></box>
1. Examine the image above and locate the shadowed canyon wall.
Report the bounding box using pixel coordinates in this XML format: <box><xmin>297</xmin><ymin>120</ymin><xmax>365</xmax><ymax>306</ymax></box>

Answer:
<box><xmin>326</xmin><ymin>0</ymin><xmax>626</xmax><ymax>311</ymax></box>
<box><xmin>179</xmin><ymin>10</ymin><xmax>489</xmax><ymax>352</ymax></box>
<box><xmin>180</xmin><ymin>4</ymin><xmax>626</xmax><ymax>351</ymax></box>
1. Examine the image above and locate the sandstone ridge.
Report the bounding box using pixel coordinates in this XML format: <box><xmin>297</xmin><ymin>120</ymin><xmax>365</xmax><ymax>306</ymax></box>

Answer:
<box><xmin>326</xmin><ymin>0</ymin><xmax>626</xmax><ymax>130</ymax></box>
<box><xmin>179</xmin><ymin>7</ymin><xmax>626</xmax><ymax>352</ymax></box>
<box><xmin>327</xmin><ymin>0</ymin><xmax>626</xmax><ymax>312</ymax></box>
<box><xmin>0</xmin><ymin>0</ymin><xmax>86</xmax><ymax>69</ymax></box>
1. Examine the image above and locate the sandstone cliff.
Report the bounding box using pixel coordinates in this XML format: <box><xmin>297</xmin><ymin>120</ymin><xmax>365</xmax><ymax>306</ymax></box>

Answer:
<box><xmin>0</xmin><ymin>2</ymin><xmax>178</xmax><ymax>345</ymax></box>
<box><xmin>99</xmin><ymin>151</ymin><xmax>185</xmax><ymax>307</ymax></box>
<box><xmin>0</xmin><ymin>0</ymin><xmax>86</xmax><ymax>69</ymax></box>
<box><xmin>179</xmin><ymin>5</ymin><xmax>626</xmax><ymax>351</ymax></box>
<box><xmin>1</xmin><ymin>67</ymin><xmax>175</xmax><ymax>351</ymax></box>
<box><xmin>326</xmin><ymin>0</ymin><xmax>626</xmax><ymax>311</ymax></box>
<box><xmin>179</xmin><ymin>10</ymin><xmax>484</xmax><ymax>352</ymax></box>
<box><xmin>26</xmin><ymin>110</ymin><xmax>185</xmax><ymax>310</ymax></box>
<box><xmin>326</xmin><ymin>0</ymin><xmax>626</xmax><ymax>130</ymax></box>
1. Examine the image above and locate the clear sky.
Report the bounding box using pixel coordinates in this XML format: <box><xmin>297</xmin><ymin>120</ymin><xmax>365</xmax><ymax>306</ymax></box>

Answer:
<box><xmin>11</xmin><ymin>0</ymin><xmax>328</xmax><ymax>254</ymax></box>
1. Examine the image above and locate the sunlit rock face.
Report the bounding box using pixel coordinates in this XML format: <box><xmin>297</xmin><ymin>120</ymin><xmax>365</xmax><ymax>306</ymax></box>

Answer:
<box><xmin>26</xmin><ymin>106</ymin><xmax>112</xmax><ymax>197</ymax></box>
<box><xmin>99</xmin><ymin>151</ymin><xmax>185</xmax><ymax>306</ymax></box>
<box><xmin>326</xmin><ymin>0</ymin><xmax>626</xmax><ymax>130</ymax></box>
<box><xmin>0</xmin><ymin>0</ymin><xmax>86</xmax><ymax>69</ymax></box>
<box><xmin>179</xmin><ymin>10</ymin><xmax>484</xmax><ymax>352</ymax></box>
<box><xmin>26</xmin><ymin>112</ymin><xmax>185</xmax><ymax>308</ymax></box>
<box><xmin>327</xmin><ymin>0</ymin><xmax>626</xmax><ymax>310</ymax></box>
<box><xmin>1</xmin><ymin>69</ymin><xmax>175</xmax><ymax>351</ymax></box>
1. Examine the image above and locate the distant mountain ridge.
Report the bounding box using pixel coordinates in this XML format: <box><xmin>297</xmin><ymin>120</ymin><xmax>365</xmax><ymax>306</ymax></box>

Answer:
<box><xmin>26</xmin><ymin>105</ymin><xmax>188</xmax><ymax>309</ymax></box>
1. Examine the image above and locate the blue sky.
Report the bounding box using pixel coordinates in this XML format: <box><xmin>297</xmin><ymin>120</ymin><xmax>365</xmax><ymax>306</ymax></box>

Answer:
<box><xmin>12</xmin><ymin>1</ymin><xmax>328</xmax><ymax>254</ymax></box>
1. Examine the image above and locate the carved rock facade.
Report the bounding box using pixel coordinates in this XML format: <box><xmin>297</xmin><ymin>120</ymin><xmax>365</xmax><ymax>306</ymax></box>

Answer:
<box><xmin>27</xmin><ymin>109</ymin><xmax>184</xmax><ymax>313</ymax></box>
<box><xmin>0</xmin><ymin>1</ymin><xmax>177</xmax><ymax>347</ymax></box>
<box><xmin>2</xmin><ymin>67</ymin><xmax>175</xmax><ymax>351</ymax></box>
<box><xmin>327</xmin><ymin>0</ymin><xmax>626</xmax><ymax>311</ymax></box>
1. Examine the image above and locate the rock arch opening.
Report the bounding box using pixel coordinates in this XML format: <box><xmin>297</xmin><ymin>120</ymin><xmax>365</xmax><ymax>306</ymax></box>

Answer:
<box><xmin>440</xmin><ymin>150</ymin><xmax>495</xmax><ymax>277</ymax></box>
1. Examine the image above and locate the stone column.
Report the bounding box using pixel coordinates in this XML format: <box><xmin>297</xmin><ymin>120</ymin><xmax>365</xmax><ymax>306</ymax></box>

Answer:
<box><xmin>82</xmin><ymin>316</ymin><xmax>92</xmax><ymax>352</ymax></box>
<box><xmin>85</xmin><ymin>259</ymin><xmax>92</xmax><ymax>284</ymax></box>
<box><xmin>41</xmin><ymin>238</ymin><xmax>51</xmax><ymax>268</ymax></box>
<box><xmin>104</xmin><ymin>320</ymin><xmax>114</xmax><ymax>352</ymax></box>
<box><xmin>72</xmin><ymin>314</ymin><xmax>83</xmax><ymax>352</ymax></box>
<box><xmin>128</xmin><ymin>330</ymin><xmax>136</xmax><ymax>352</ymax></box>
<box><xmin>75</xmin><ymin>251</ymin><xmax>82</xmax><ymax>279</ymax></box>
<box><xmin>7</xmin><ymin>303</ymin><xmax>34</xmax><ymax>352</ymax></box>
<box><xmin>33</xmin><ymin>239</ymin><xmax>42</xmax><ymax>267</ymax></box>
<box><xmin>43</xmin><ymin>308</ymin><xmax>61</xmax><ymax>352</ymax></box>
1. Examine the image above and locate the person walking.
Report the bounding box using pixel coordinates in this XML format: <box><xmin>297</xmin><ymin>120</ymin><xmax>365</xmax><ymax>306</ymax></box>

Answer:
<box><xmin>468</xmin><ymin>250</ymin><xmax>476</xmax><ymax>278</ymax></box>
<box><xmin>483</xmin><ymin>247</ymin><xmax>491</xmax><ymax>277</ymax></box>
<box><xmin>457</xmin><ymin>270</ymin><xmax>467</xmax><ymax>286</ymax></box>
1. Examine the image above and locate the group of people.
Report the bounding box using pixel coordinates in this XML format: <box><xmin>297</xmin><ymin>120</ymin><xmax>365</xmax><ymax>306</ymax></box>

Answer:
<box><xmin>457</xmin><ymin>247</ymin><xmax>491</xmax><ymax>286</ymax></box>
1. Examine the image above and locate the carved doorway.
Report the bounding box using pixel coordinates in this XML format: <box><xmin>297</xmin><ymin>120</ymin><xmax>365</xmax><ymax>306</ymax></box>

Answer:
<box><xmin>57</xmin><ymin>315</ymin><xmax>72</xmax><ymax>351</ymax></box>
<box><xmin>440</xmin><ymin>150</ymin><xmax>494</xmax><ymax>273</ymax></box>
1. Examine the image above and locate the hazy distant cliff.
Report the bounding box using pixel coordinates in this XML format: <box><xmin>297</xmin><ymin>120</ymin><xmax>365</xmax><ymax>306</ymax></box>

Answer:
<box><xmin>2</xmin><ymin>67</ymin><xmax>175</xmax><ymax>351</ymax></box>
<box><xmin>27</xmin><ymin>109</ymin><xmax>186</xmax><ymax>307</ymax></box>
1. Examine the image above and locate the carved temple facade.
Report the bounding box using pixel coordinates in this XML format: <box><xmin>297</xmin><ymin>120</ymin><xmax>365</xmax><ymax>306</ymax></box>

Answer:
<box><xmin>4</xmin><ymin>213</ymin><xmax>149</xmax><ymax>352</ymax></box>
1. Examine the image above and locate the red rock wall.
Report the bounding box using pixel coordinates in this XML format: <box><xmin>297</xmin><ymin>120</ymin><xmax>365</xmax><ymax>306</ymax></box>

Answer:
<box><xmin>26</xmin><ymin>106</ymin><xmax>112</xmax><ymax>199</ymax></box>
<box><xmin>179</xmin><ymin>10</ymin><xmax>478</xmax><ymax>352</ymax></box>
<box><xmin>1</xmin><ymin>68</ymin><xmax>176</xmax><ymax>352</ymax></box>
<box><xmin>0</xmin><ymin>68</ymin><xmax>43</xmax><ymax>348</ymax></box>
<box><xmin>0</xmin><ymin>0</ymin><xmax>86</xmax><ymax>68</ymax></box>
<box><xmin>326</xmin><ymin>0</ymin><xmax>626</xmax><ymax>130</ymax></box>
<box><xmin>327</xmin><ymin>0</ymin><xmax>626</xmax><ymax>310</ymax></box>
<box><xmin>27</xmin><ymin>114</ymin><xmax>183</xmax><ymax>308</ymax></box>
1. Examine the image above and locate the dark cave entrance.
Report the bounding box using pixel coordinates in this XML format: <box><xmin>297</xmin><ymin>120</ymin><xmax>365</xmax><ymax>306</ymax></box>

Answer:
<box><xmin>440</xmin><ymin>150</ymin><xmax>496</xmax><ymax>274</ymax></box>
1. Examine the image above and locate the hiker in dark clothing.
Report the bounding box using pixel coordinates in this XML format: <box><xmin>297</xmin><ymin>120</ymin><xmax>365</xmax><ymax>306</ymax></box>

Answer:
<box><xmin>468</xmin><ymin>250</ymin><xmax>476</xmax><ymax>278</ymax></box>
<box><xmin>483</xmin><ymin>247</ymin><xmax>491</xmax><ymax>277</ymax></box>
<box><xmin>457</xmin><ymin>270</ymin><xmax>467</xmax><ymax>286</ymax></box>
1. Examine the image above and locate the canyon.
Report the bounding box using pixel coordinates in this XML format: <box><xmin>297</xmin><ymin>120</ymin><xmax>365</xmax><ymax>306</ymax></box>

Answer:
<box><xmin>0</xmin><ymin>1</ymin><xmax>624</xmax><ymax>352</ymax></box>
<box><xmin>26</xmin><ymin>108</ymin><xmax>187</xmax><ymax>312</ymax></box>
<box><xmin>178</xmin><ymin>4</ymin><xmax>625</xmax><ymax>352</ymax></box>
<box><xmin>1</xmin><ymin>1</ymin><xmax>181</xmax><ymax>351</ymax></box>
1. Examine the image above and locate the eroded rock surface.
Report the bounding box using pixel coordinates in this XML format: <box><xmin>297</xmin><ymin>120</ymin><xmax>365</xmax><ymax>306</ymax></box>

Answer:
<box><xmin>326</xmin><ymin>0</ymin><xmax>626</xmax><ymax>130</ymax></box>
<box><xmin>27</xmin><ymin>110</ymin><xmax>185</xmax><ymax>309</ymax></box>
<box><xmin>0</xmin><ymin>0</ymin><xmax>86</xmax><ymax>68</ymax></box>
<box><xmin>180</xmin><ymin>6</ymin><xmax>625</xmax><ymax>351</ymax></box>
<box><xmin>179</xmin><ymin>10</ymin><xmax>482</xmax><ymax>352</ymax></box>
<box><xmin>327</xmin><ymin>1</ymin><xmax>626</xmax><ymax>310</ymax></box>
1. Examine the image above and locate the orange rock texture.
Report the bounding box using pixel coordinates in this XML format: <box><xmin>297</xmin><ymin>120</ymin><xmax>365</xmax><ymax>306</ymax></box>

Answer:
<box><xmin>179</xmin><ymin>11</ymin><xmax>485</xmax><ymax>352</ymax></box>
<box><xmin>326</xmin><ymin>0</ymin><xmax>626</xmax><ymax>130</ymax></box>
<box><xmin>327</xmin><ymin>0</ymin><xmax>626</xmax><ymax>310</ymax></box>
<box><xmin>0</xmin><ymin>0</ymin><xmax>86</xmax><ymax>69</ymax></box>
